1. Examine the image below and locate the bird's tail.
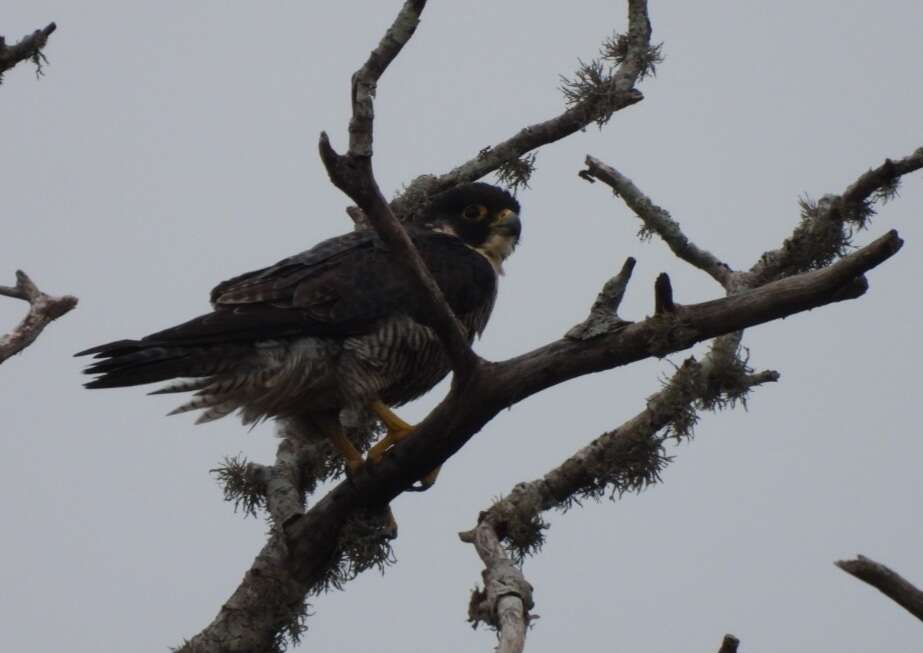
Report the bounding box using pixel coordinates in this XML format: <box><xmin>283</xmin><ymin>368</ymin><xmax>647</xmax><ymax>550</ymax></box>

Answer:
<box><xmin>76</xmin><ymin>340</ymin><xmax>250</xmax><ymax>389</ymax></box>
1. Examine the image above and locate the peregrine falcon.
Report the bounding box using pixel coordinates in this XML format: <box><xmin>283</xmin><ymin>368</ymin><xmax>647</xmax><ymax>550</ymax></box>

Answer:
<box><xmin>78</xmin><ymin>183</ymin><xmax>522</xmax><ymax>481</ymax></box>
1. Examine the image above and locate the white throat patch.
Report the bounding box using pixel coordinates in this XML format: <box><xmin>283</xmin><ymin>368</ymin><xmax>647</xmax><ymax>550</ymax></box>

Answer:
<box><xmin>431</xmin><ymin>224</ymin><xmax>514</xmax><ymax>275</ymax></box>
<box><xmin>474</xmin><ymin>234</ymin><xmax>516</xmax><ymax>275</ymax></box>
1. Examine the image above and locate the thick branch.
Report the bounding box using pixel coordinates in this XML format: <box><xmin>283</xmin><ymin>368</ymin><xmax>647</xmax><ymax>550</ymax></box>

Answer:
<box><xmin>0</xmin><ymin>22</ymin><xmax>55</xmax><ymax>80</ymax></box>
<box><xmin>389</xmin><ymin>0</ymin><xmax>653</xmax><ymax>217</ymax></box>
<box><xmin>836</xmin><ymin>555</ymin><xmax>923</xmax><ymax>622</ymax></box>
<box><xmin>582</xmin><ymin>155</ymin><xmax>733</xmax><ymax>287</ymax></box>
<box><xmin>181</xmin><ymin>437</ymin><xmax>315</xmax><ymax>651</ymax></box>
<box><xmin>282</xmin><ymin>230</ymin><xmax>899</xmax><ymax>588</ymax></box>
<box><xmin>0</xmin><ymin>270</ymin><xmax>77</xmax><ymax>364</ymax></box>
<box><xmin>460</xmin><ymin>522</ymin><xmax>533</xmax><ymax>653</ymax></box>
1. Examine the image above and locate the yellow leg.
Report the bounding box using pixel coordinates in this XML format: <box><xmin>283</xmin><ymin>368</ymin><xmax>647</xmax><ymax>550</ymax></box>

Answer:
<box><xmin>313</xmin><ymin>413</ymin><xmax>397</xmax><ymax>533</ymax></box>
<box><xmin>367</xmin><ymin>401</ymin><xmax>442</xmax><ymax>491</ymax></box>
<box><xmin>367</xmin><ymin>400</ymin><xmax>415</xmax><ymax>463</ymax></box>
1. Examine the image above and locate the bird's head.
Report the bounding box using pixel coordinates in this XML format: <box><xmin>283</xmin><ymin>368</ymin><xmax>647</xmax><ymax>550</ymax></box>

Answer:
<box><xmin>417</xmin><ymin>182</ymin><xmax>522</xmax><ymax>273</ymax></box>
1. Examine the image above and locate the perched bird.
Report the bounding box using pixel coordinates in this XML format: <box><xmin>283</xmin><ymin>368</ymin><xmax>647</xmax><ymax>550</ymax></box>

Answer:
<box><xmin>78</xmin><ymin>183</ymin><xmax>522</xmax><ymax>483</ymax></box>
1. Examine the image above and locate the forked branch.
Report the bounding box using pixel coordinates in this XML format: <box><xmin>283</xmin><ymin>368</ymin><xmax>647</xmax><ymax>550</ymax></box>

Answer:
<box><xmin>318</xmin><ymin>0</ymin><xmax>478</xmax><ymax>378</ymax></box>
<box><xmin>389</xmin><ymin>0</ymin><xmax>655</xmax><ymax>217</ymax></box>
<box><xmin>0</xmin><ymin>270</ymin><xmax>77</xmax><ymax>364</ymax></box>
<box><xmin>283</xmin><ymin>230</ymin><xmax>900</xmax><ymax>592</ymax></box>
<box><xmin>460</xmin><ymin>522</ymin><xmax>533</xmax><ymax>653</ymax></box>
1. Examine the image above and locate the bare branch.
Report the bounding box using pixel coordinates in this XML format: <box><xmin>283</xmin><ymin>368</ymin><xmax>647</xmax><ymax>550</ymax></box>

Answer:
<box><xmin>389</xmin><ymin>0</ymin><xmax>654</xmax><ymax>217</ymax></box>
<box><xmin>182</xmin><ymin>436</ymin><xmax>320</xmax><ymax>651</ymax></box>
<box><xmin>718</xmin><ymin>634</ymin><xmax>740</xmax><ymax>653</ymax></box>
<box><xmin>654</xmin><ymin>273</ymin><xmax>675</xmax><ymax>315</ymax></box>
<box><xmin>835</xmin><ymin>555</ymin><xmax>923</xmax><ymax>622</ymax></box>
<box><xmin>282</xmin><ymin>230</ymin><xmax>898</xmax><ymax>588</ymax></box>
<box><xmin>460</xmin><ymin>522</ymin><xmax>533</xmax><ymax>653</ymax></box>
<box><xmin>566</xmin><ymin>257</ymin><xmax>635</xmax><ymax>340</ymax></box>
<box><xmin>0</xmin><ymin>270</ymin><xmax>77</xmax><ymax>364</ymax></box>
<box><xmin>176</xmin><ymin>533</ymin><xmax>311</xmax><ymax>652</ymax></box>
<box><xmin>582</xmin><ymin>155</ymin><xmax>733</xmax><ymax>287</ymax></box>
<box><xmin>318</xmin><ymin>0</ymin><xmax>478</xmax><ymax>378</ymax></box>
<box><xmin>348</xmin><ymin>0</ymin><xmax>426</xmax><ymax>157</ymax></box>
<box><xmin>0</xmin><ymin>22</ymin><xmax>56</xmax><ymax>82</ymax></box>
<box><xmin>265</xmin><ymin>437</ymin><xmax>307</xmax><ymax>526</ymax></box>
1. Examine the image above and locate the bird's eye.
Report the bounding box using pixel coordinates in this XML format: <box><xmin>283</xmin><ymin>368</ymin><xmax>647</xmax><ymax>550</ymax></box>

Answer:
<box><xmin>463</xmin><ymin>204</ymin><xmax>487</xmax><ymax>221</ymax></box>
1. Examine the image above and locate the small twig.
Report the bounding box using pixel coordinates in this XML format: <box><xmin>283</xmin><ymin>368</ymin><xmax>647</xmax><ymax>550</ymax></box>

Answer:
<box><xmin>0</xmin><ymin>22</ymin><xmax>56</xmax><ymax>80</ymax></box>
<box><xmin>751</xmin><ymin>146</ymin><xmax>923</xmax><ymax>284</ymax></box>
<box><xmin>717</xmin><ymin>634</ymin><xmax>740</xmax><ymax>653</ymax></box>
<box><xmin>842</xmin><ymin>148</ymin><xmax>923</xmax><ymax>205</ymax></box>
<box><xmin>582</xmin><ymin>155</ymin><xmax>733</xmax><ymax>287</ymax></box>
<box><xmin>348</xmin><ymin>0</ymin><xmax>426</xmax><ymax>157</ymax></box>
<box><xmin>460</xmin><ymin>522</ymin><xmax>533</xmax><ymax>653</ymax></box>
<box><xmin>835</xmin><ymin>555</ymin><xmax>923</xmax><ymax>622</ymax></box>
<box><xmin>0</xmin><ymin>270</ymin><xmax>77</xmax><ymax>364</ymax></box>
<box><xmin>566</xmin><ymin>257</ymin><xmax>635</xmax><ymax>340</ymax></box>
<box><xmin>654</xmin><ymin>273</ymin><xmax>675</xmax><ymax>315</ymax></box>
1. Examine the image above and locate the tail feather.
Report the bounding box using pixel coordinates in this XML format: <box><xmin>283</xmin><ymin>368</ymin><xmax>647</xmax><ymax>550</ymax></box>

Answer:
<box><xmin>147</xmin><ymin>379</ymin><xmax>213</xmax><ymax>395</ymax></box>
<box><xmin>80</xmin><ymin>340</ymin><xmax>250</xmax><ymax>389</ymax></box>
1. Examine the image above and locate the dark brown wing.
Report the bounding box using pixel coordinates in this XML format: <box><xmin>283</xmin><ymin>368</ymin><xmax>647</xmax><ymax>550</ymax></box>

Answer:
<box><xmin>77</xmin><ymin>229</ymin><xmax>496</xmax><ymax>388</ymax></box>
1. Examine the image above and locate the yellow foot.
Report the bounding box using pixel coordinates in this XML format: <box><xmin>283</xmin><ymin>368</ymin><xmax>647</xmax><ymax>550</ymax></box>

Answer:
<box><xmin>367</xmin><ymin>401</ymin><xmax>441</xmax><ymax>490</ymax></box>
<box><xmin>367</xmin><ymin>400</ymin><xmax>414</xmax><ymax>463</ymax></box>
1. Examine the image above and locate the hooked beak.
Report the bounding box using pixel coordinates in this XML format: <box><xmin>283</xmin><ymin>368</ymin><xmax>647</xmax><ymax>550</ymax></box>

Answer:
<box><xmin>494</xmin><ymin>208</ymin><xmax>522</xmax><ymax>242</ymax></box>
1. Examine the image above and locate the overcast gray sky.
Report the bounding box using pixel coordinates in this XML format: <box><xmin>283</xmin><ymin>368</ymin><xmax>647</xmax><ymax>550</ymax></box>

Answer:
<box><xmin>2</xmin><ymin>2</ymin><xmax>922</xmax><ymax>651</ymax></box>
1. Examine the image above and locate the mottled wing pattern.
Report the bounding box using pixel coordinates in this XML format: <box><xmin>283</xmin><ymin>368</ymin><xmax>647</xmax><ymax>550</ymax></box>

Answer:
<box><xmin>78</xmin><ymin>229</ymin><xmax>496</xmax><ymax>389</ymax></box>
<box><xmin>209</xmin><ymin>230</ymin><xmax>373</xmax><ymax>307</ymax></box>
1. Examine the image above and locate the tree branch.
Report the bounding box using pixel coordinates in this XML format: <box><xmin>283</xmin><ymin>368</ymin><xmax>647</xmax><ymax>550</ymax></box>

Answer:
<box><xmin>0</xmin><ymin>22</ymin><xmax>56</xmax><ymax>81</ymax></box>
<box><xmin>389</xmin><ymin>0</ymin><xmax>654</xmax><ymax>218</ymax></box>
<box><xmin>478</xmin><ymin>339</ymin><xmax>778</xmax><ymax>559</ymax></box>
<box><xmin>348</xmin><ymin>0</ymin><xmax>426</xmax><ymax>158</ymax></box>
<box><xmin>717</xmin><ymin>634</ymin><xmax>740</xmax><ymax>653</ymax></box>
<box><xmin>750</xmin><ymin>147</ymin><xmax>923</xmax><ymax>284</ymax></box>
<box><xmin>566</xmin><ymin>257</ymin><xmax>635</xmax><ymax>340</ymax></box>
<box><xmin>181</xmin><ymin>437</ymin><xmax>316</xmax><ymax>652</ymax></box>
<box><xmin>581</xmin><ymin>155</ymin><xmax>733</xmax><ymax>287</ymax></box>
<box><xmin>318</xmin><ymin>0</ymin><xmax>479</xmax><ymax>379</ymax></box>
<box><xmin>0</xmin><ymin>270</ymin><xmax>77</xmax><ymax>365</ymax></box>
<box><xmin>460</xmin><ymin>522</ymin><xmax>533</xmax><ymax>653</ymax></box>
<box><xmin>282</xmin><ymin>230</ymin><xmax>899</xmax><ymax>591</ymax></box>
<box><xmin>835</xmin><ymin>555</ymin><xmax>923</xmax><ymax>622</ymax></box>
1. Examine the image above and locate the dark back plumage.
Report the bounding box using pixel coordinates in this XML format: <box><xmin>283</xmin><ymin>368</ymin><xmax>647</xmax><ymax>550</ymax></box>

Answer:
<box><xmin>78</xmin><ymin>183</ymin><xmax>522</xmax><ymax>424</ymax></box>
